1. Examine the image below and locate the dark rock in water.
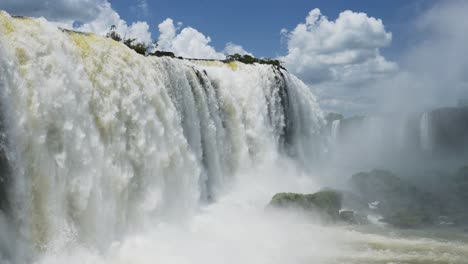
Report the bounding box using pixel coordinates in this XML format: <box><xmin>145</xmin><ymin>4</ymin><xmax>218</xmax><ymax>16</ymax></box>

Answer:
<box><xmin>381</xmin><ymin>209</ymin><xmax>433</xmax><ymax>228</ymax></box>
<box><xmin>269</xmin><ymin>189</ymin><xmax>373</xmax><ymax>225</ymax></box>
<box><xmin>350</xmin><ymin>169</ymin><xmax>444</xmax><ymax>228</ymax></box>
<box><xmin>151</xmin><ymin>50</ymin><xmax>176</xmax><ymax>58</ymax></box>
<box><xmin>350</xmin><ymin>169</ymin><xmax>410</xmax><ymax>202</ymax></box>
<box><xmin>268</xmin><ymin>165</ymin><xmax>468</xmax><ymax>229</ymax></box>
<box><xmin>339</xmin><ymin>210</ymin><xmax>370</xmax><ymax>225</ymax></box>
<box><xmin>339</xmin><ymin>210</ymin><xmax>354</xmax><ymax>222</ymax></box>
<box><xmin>269</xmin><ymin>192</ymin><xmax>307</xmax><ymax>208</ymax></box>
<box><xmin>341</xmin><ymin>191</ymin><xmax>369</xmax><ymax>212</ymax></box>
<box><xmin>416</xmin><ymin>165</ymin><xmax>468</xmax><ymax>227</ymax></box>
<box><xmin>269</xmin><ymin>189</ymin><xmax>342</xmax><ymax>219</ymax></box>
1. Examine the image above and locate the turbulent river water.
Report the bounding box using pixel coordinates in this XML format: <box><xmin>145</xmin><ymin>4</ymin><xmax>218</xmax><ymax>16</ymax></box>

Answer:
<box><xmin>0</xmin><ymin>12</ymin><xmax>467</xmax><ymax>264</ymax></box>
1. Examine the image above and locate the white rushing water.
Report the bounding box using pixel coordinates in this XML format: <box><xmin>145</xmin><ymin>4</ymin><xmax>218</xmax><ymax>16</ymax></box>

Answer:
<box><xmin>330</xmin><ymin>120</ymin><xmax>340</xmax><ymax>148</ymax></box>
<box><xmin>0</xmin><ymin>12</ymin><xmax>467</xmax><ymax>264</ymax></box>
<box><xmin>420</xmin><ymin>112</ymin><xmax>432</xmax><ymax>152</ymax></box>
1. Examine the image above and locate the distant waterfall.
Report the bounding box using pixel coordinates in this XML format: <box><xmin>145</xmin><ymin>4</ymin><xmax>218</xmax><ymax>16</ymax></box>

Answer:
<box><xmin>0</xmin><ymin>12</ymin><xmax>324</xmax><ymax>261</ymax></box>
<box><xmin>420</xmin><ymin>112</ymin><xmax>432</xmax><ymax>152</ymax></box>
<box><xmin>330</xmin><ymin>120</ymin><xmax>340</xmax><ymax>146</ymax></box>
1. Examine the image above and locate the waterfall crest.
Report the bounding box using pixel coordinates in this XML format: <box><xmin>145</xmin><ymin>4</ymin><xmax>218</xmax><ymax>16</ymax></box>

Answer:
<box><xmin>0</xmin><ymin>12</ymin><xmax>324</xmax><ymax>259</ymax></box>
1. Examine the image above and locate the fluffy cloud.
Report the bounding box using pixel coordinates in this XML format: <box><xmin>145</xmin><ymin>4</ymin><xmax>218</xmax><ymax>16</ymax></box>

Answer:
<box><xmin>375</xmin><ymin>0</ymin><xmax>468</xmax><ymax>114</ymax></box>
<box><xmin>157</xmin><ymin>18</ymin><xmax>224</xmax><ymax>59</ymax></box>
<box><xmin>280</xmin><ymin>8</ymin><xmax>398</xmax><ymax>114</ymax></box>
<box><xmin>310</xmin><ymin>1</ymin><xmax>468</xmax><ymax>115</ymax></box>
<box><xmin>224</xmin><ymin>43</ymin><xmax>252</xmax><ymax>56</ymax></box>
<box><xmin>282</xmin><ymin>8</ymin><xmax>397</xmax><ymax>85</ymax></box>
<box><xmin>0</xmin><ymin>0</ymin><xmax>152</xmax><ymax>43</ymax></box>
<box><xmin>157</xmin><ymin>18</ymin><xmax>252</xmax><ymax>59</ymax></box>
<box><xmin>0</xmin><ymin>0</ymin><xmax>104</xmax><ymax>23</ymax></box>
<box><xmin>75</xmin><ymin>2</ymin><xmax>152</xmax><ymax>43</ymax></box>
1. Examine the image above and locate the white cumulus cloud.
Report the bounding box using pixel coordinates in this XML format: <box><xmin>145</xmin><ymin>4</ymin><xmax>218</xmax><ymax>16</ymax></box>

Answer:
<box><xmin>157</xmin><ymin>18</ymin><xmax>224</xmax><ymax>59</ymax></box>
<box><xmin>0</xmin><ymin>0</ymin><xmax>153</xmax><ymax>44</ymax></box>
<box><xmin>0</xmin><ymin>0</ymin><xmax>104</xmax><ymax>23</ymax></box>
<box><xmin>75</xmin><ymin>2</ymin><xmax>152</xmax><ymax>43</ymax></box>
<box><xmin>281</xmin><ymin>8</ymin><xmax>397</xmax><ymax>85</ymax></box>
<box><xmin>157</xmin><ymin>18</ymin><xmax>252</xmax><ymax>59</ymax></box>
<box><xmin>224</xmin><ymin>43</ymin><xmax>253</xmax><ymax>56</ymax></box>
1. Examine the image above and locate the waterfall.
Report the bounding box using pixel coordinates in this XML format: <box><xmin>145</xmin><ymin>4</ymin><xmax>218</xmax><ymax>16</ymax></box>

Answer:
<box><xmin>330</xmin><ymin>120</ymin><xmax>340</xmax><ymax>147</ymax></box>
<box><xmin>420</xmin><ymin>112</ymin><xmax>432</xmax><ymax>152</ymax></box>
<box><xmin>0</xmin><ymin>12</ymin><xmax>324</xmax><ymax>261</ymax></box>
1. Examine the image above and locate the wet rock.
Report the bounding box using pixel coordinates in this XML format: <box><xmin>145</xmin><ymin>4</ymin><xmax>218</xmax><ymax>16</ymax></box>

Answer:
<box><xmin>151</xmin><ymin>50</ymin><xmax>176</xmax><ymax>58</ymax></box>
<box><xmin>349</xmin><ymin>169</ymin><xmax>443</xmax><ymax>228</ymax></box>
<box><xmin>342</xmin><ymin>191</ymin><xmax>369</xmax><ymax>212</ymax></box>
<box><xmin>269</xmin><ymin>189</ymin><xmax>342</xmax><ymax>219</ymax></box>
<box><xmin>381</xmin><ymin>209</ymin><xmax>433</xmax><ymax>228</ymax></box>
<box><xmin>339</xmin><ymin>210</ymin><xmax>354</xmax><ymax>222</ymax></box>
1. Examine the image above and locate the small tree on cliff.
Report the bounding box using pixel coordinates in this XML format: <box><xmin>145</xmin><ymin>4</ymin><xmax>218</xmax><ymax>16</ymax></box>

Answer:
<box><xmin>106</xmin><ymin>25</ymin><xmax>122</xmax><ymax>42</ymax></box>
<box><xmin>105</xmin><ymin>25</ymin><xmax>150</xmax><ymax>55</ymax></box>
<box><xmin>226</xmin><ymin>53</ymin><xmax>284</xmax><ymax>68</ymax></box>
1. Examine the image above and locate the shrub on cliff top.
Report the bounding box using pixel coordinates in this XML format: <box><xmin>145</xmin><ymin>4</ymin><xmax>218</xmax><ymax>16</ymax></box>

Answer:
<box><xmin>226</xmin><ymin>54</ymin><xmax>284</xmax><ymax>68</ymax></box>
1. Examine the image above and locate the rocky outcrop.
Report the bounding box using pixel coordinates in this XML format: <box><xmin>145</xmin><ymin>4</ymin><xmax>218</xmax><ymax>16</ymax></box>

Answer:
<box><xmin>349</xmin><ymin>169</ymin><xmax>448</xmax><ymax>228</ymax></box>
<box><xmin>269</xmin><ymin>166</ymin><xmax>468</xmax><ymax>228</ymax></box>
<box><xmin>269</xmin><ymin>189</ymin><xmax>342</xmax><ymax>220</ymax></box>
<box><xmin>150</xmin><ymin>50</ymin><xmax>176</xmax><ymax>58</ymax></box>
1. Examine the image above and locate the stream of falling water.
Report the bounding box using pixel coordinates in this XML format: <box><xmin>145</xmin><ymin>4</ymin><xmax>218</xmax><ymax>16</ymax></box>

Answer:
<box><xmin>0</xmin><ymin>12</ymin><xmax>467</xmax><ymax>264</ymax></box>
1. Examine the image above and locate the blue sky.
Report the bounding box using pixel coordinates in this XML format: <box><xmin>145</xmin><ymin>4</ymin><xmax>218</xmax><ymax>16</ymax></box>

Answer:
<box><xmin>109</xmin><ymin>0</ymin><xmax>434</xmax><ymax>59</ymax></box>
<box><xmin>1</xmin><ymin>0</ymin><xmax>466</xmax><ymax>115</ymax></box>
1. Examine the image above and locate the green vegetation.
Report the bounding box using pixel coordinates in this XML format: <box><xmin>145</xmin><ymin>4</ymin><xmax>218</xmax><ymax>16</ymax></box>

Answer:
<box><xmin>269</xmin><ymin>189</ymin><xmax>342</xmax><ymax>219</ymax></box>
<box><xmin>105</xmin><ymin>25</ymin><xmax>152</xmax><ymax>55</ymax></box>
<box><xmin>105</xmin><ymin>25</ymin><xmax>122</xmax><ymax>42</ymax></box>
<box><xmin>270</xmin><ymin>165</ymin><xmax>468</xmax><ymax>229</ymax></box>
<box><xmin>123</xmin><ymin>38</ymin><xmax>148</xmax><ymax>55</ymax></box>
<box><xmin>104</xmin><ymin>26</ymin><xmax>287</xmax><ymax>68</ymax></box>
<box><xmin>226</xmin><ymin>54</ymin><xmax>284</xmax><ymax>69</ymax></box>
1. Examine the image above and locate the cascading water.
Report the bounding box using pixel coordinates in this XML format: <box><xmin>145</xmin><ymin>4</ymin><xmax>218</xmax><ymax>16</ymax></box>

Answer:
<box><xmin>1</xmin><ymin>12</ymin><xmax>468</xmax><ymax>264</ymax></box>
<box><xmin>0</xmin><ymin>12</ymin><xmax>327</xmax><ymax>262</ymax></box>
<box><xmin>330</xmin><ymin>119</ymin><xmax>340</xmax><ymax>147</ymax></box>
<box><xmin>420</xmin><ymin>112</ymin><xmax>432</xmax><ymax>152</ymax></box>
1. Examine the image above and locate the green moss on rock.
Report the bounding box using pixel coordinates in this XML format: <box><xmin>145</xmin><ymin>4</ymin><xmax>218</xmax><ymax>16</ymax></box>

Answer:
<box><xmin>269</xmin><ymin>189</ymin><xmax>342</xmax><ymax>219</ymax></box>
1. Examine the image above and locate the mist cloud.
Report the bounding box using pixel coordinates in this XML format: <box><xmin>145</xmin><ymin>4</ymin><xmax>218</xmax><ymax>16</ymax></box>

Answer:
<box><xmin>0</xmin><ymin>0</ymin><xmax>104</xmax><ymax>23</ymax></box>
<box><xmin>377</xmin><ymin>0</ymin><xmax>468</xmax><ymax>114</ymax></box>
<box><xmin>283</xmin><ymin>3</ymin><xmax>468</xmax><ymax>115</ymax></box>
<box><xmin>0</xmin><ymin>0</ymin><xmax>154</xmax><ymax>44</ymax></box>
